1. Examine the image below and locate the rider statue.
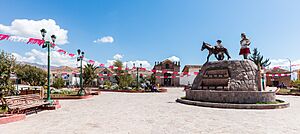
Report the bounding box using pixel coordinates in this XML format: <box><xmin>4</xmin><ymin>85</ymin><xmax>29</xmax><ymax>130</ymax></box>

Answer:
<box><xmin>239</xmin><ymin>33</ymin><xmax>251</xmax><ymax>59</ymax></box>
<box><xmin>215</xmin><ymin>40</ymin><xmax>224</xmax><ymax>49</ymax></box>
<box><xmin>214</xmin><ymin>40</ymin><xmax>225</xmax><ymax>60</ymax></box>
<box><xmin>201</xmin><ymin>40</ymin><xmax>231</xmax><ymax>63</ymax></box>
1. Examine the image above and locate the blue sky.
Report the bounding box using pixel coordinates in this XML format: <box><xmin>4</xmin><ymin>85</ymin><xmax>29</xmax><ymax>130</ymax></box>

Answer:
<box><xmin>0</xmin><ymin>0</ymin><xmax>300</xmax><ymax>70</ymax></box>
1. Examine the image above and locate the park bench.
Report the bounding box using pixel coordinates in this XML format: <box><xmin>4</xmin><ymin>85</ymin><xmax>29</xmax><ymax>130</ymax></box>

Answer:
<box><xmin>4</xmin><ymin>94</ymin><xmax>50</xmax><ymax>114</ymax></box>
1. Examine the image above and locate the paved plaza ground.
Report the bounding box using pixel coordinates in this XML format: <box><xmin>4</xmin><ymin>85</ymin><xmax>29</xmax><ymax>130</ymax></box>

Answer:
<box><xmin>1</xmin><ymin>88</ymin><xmax>300</xmax><ymax>134</ymax></box>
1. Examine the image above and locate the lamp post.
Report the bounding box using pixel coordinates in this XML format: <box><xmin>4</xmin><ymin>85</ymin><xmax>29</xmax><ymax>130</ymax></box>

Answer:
<box><xmin>40</xmin><ymin>29</ymin><xmax>56</xmax><ymax>102</ymax></box>
<box><xmin>133</xmin><ymin>63</ymin><xmax>142</xmax><ymax>89</ymax></box>
<box><xmin>77</xmin><ymin>49</ymin><xmax>85</xmax><ymax>96</ymax></box>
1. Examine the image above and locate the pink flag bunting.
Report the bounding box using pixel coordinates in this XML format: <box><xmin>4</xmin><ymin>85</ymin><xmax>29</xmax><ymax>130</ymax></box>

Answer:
<box><xmin>0</xmin><ymin>34</ymin><xmax>10</xmax><ymax>40</ymax></box>
<box><xmin>88</xmin><ymin>60</ymin><xmax>95</xmax><ymax>64</ymax></box>
<box><xmin>69</xmin><ymin>53</ymin><xmax>75</xmax><ymax>57</ymax></box>
<box><xmin>99</xmin><ymin>64</ymin><xmax>105</xmax><ymax>67</ymax></box>
<box><xmin>27</xmin><ymin>38</ymin><xmax>45</xmax><ymax>46</ymax></box>
<box><xmin>57</xmin><ymin>49</ymin><xmax>67</xmax><ymax>54</ymax></box>
<box><xmin>109</xmin><ymin>66</ymin><xmax>114</xmax><ymax>69</ymax></box>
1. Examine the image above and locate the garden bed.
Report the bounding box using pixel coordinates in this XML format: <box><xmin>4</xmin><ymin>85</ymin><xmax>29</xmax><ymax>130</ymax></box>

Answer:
<box><xmin>96</xmin><ymin>88</ymin><xmax>167</xmax><ymax>93</ymax></box>
<box><xmin>276</xmin><ymin>88</ymin><xmax>300</xmax><ymax>96</ymax></box>
<box><xmin>49</xmin><ymin>94</ymin><xmax>93</xmax><ymax>99</ymax></box>
<box><xmin>0</xmin><ymin>114</ymin><xmax>26</xmax><ymax>125</ymax></box>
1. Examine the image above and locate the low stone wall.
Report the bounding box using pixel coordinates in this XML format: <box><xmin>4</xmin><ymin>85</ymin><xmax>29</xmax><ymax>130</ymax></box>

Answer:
<box><xmin>186</xmin><ymin>89</ymin><xmax>275</xmax><ymax>104</ymax></box>
<box><xmin>176</xmin><ymin>98</ymin><xmax>289</xmax><ymax>109</ymax></box>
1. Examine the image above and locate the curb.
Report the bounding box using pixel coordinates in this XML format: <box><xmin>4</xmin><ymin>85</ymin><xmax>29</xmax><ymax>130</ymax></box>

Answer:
<box><xmin>0</xmin><ymin>114</ymin><xmax>26</xmax><ymax>125</ymax></box>
<box><xmin>176</xmin><ymin>98</ymin><xmax>290</xmax><ymax>110</ymax></box>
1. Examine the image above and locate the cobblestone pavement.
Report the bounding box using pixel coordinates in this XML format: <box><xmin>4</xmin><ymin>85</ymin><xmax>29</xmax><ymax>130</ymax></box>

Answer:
<box><xmin>1</xmin><ymin>88</ymin><xmax>300</xmax><ymax>134</ymax></box>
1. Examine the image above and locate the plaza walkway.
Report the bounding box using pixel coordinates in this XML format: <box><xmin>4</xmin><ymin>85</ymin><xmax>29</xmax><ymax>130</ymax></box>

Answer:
<box><xmin>1</xmin><ymin>88</ymin><xmax>300</xmax><ymax>134</ymax></box>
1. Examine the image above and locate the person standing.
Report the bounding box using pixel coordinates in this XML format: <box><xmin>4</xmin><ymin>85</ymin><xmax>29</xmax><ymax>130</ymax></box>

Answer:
<box><xmin>239</xmin><ymin>33</ymin><xmax>251</xmax><ymax>59</ymax></box>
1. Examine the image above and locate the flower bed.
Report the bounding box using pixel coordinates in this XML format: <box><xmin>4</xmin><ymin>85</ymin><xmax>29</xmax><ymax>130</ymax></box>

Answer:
<box><xmin>276</xmin><ymin>88</ymin><xmax>300</xmax><ymax>96</ymax></box>
<box><xmin>96</xmin><ymin>88</ymin><xmax>167</xmax><ymax>93</ymax></box>
<box><xmin>49</xmin><ymin>94</ymin><xmax>93</xmax><ymax>99</ymax></box>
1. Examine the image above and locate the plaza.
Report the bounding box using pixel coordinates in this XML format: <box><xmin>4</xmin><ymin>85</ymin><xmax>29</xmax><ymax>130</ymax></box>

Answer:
<box><xmin>1</xmin><ymin>88</ymin><xmax>300</xmax><ymax>134</ymax></box>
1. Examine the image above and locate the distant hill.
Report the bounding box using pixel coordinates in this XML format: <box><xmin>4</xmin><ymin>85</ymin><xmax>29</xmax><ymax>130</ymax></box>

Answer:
<box><xmin>17</xmin><ymin>61</ymin><xmax>62</xmax><ymax>70</ymax></box>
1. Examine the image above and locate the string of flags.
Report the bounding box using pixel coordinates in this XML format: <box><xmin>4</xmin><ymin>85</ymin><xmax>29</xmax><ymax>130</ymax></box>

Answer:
<box><xmin>0</xmin><ymin>33</ymin><xmax>295</xmax><ymax>79</ymax></box>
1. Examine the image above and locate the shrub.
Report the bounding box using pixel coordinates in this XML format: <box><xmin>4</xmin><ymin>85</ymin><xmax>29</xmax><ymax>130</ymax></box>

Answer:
<box><xmin>52</xmin><ymin>78</ymin><xmax>65</xmax><ymax>89</ymax></box>
<box><xmin>111</xmin><ymin>84</ymin><xmax>119</xmax><ymax>90</ymax></box>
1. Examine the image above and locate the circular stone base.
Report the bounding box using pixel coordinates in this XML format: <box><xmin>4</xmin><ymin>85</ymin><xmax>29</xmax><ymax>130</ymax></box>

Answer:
<box><xmin>176</xmin><ymin>98</ymin><xmax>290</xmax><ymax>109</ymax></box>
<box><xmin>186</xmin><ymin>89</ymin><xmax>276</xmax><ymax>104</ymax></box>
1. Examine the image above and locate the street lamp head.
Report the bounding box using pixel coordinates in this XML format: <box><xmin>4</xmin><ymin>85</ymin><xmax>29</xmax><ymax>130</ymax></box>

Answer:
<box><xmin>40</xmin><ymin>29</ymin><xmax>47</xmax><ymax>38</ymax></box>
<box><xmin>140</xmin><ymin>63</ymin><xmax>142</xmax><ymax>67</ymax></box>
<box><xmin>77</xmin><ymin>49</ymin><xmax>81</xmax><ymax>55</ymax></box>
<box><xmin>133</xmin><ymin>63</ymin><xmax>136</xmax><ymax>67</ymax></box>
<box><xmin>51</xmin><ymin>35</ymin><xmax>56</xmax><ymax>43</ymax></box>
<box><xmin>81</xmin><ymin>52</ymin><xmax>84</xmax><ymax>56</ymax></box>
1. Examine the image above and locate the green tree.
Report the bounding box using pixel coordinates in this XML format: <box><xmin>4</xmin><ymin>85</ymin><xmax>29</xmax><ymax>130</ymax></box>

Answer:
<box><xmin>83</xmin><ymin>63</ymin><xmax>97</xmax><ymax>87</ymax></box>
<box><xmin>52</xmin><ymin>78</ymin><xmax>65</xmax><ymax>89</ymax></box>
<box><xmin>249</xmin><ymin>48</ymin><xmax>271</xmax><ymax>68</ymax></box>
<box><xmin>150</xmin><ymin>74</ymin><xmax>156</xmax><ymax>85</ymax></box>
<box><xmin>15</xmin><ymin>64</ymin><xmax>47</xmax><ymax>86</ymax></box>
<box><xmin>119</xmin><ymin>74</ymin><xmax>134</xmax><ymax>89</ymax></box>
<box><xmin>0</xmin><ymin>50</ymin><xmax>16</xmax><ymax>111</ymax></box>
<box><xmin>113</xmin><ymin>60</ymin><xmax>124</xmax><ymax>84</ymax></box>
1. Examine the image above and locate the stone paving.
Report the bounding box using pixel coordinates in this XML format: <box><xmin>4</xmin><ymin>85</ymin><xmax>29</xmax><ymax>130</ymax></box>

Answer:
<box><xmin>0</xmin><ymin>88</ymin><xmax>300</xmax><ymax>134</ymax></box>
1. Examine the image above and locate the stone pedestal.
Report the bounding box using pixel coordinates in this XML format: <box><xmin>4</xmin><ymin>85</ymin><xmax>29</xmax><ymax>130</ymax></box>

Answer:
<box><xmin>187</xmin><ymin>60</ymin><xmax>276</xmax><ymax>104</ymax></box>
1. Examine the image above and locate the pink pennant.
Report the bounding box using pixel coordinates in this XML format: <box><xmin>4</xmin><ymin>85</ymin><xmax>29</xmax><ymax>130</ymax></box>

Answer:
<box><xmin>172</xmin><ymin>76</ymin><xmax>176</xmax><ymax>79</ymax></box>
<box><xmin>0</xmin><ymin>34</ymin><xmax>10</xmax><ymax>40</ymax></box>
<box><xmin>88</xmin><ymin>60</ymin><xmax>95</xmax><ymax>64</ymax></box>
<box><xmin>100</xmin><ymin>64</ymin><xmax>105</xmax><ymax>67</ymax></box>
<box><xmin>109</xmin><ymin>66</ymin><xmax>114</xmax><ymax>69</ymax></box>
<box><xmin>183</xmin><ymin>72</ymin><xmax>189</xmax><ymax>75</ymax></box>
<box><xmin>194</xmin><ymin>72</ymin><xmax>199</xmax><ymax>75</ymax></box>
<box><xmin>27</xmin><ymin>38</ymin><xmax>45</xmax><ymax>46</ymax></box>
<box><xmin>69</xmin><ymin>53</ymin><xmax>75</xmax><ymax>57</ymax></box>
<box><xmin>117</xmin><ymin>67</ymin><xmax>122</xmax><ymax>70</ymax></box>
<box><xmin>57</xmin><ymin>49</ymin><xmax>66</xmax><ymax>54</ymax></box>
<box><xmin>51</xmin><ymin>43</ymin><xmax>56</xmax><ymax>48</ymax></box>
<box><xmin>173</xmin><ymin>71</ymin><xmax>178</xmax><ymax>75</ymax></box>
<box><xmin>151</xmin><ymin>69</ymin><xmax>157</xmax><ymax>73</ymax></box>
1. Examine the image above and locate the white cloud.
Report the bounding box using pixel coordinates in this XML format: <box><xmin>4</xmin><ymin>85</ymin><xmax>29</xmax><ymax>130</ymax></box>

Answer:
<box><xmin>124</xmin><ymin>60</ymin><xmax>152</xmax><ymax>70</ymax></box>
<box><xmin>167</xmin><ymin>56</ymin><xmax>180</xmax><ymax>62</ymax></box>
<box><xmin>105</xmin><ymin>54</ymin><xmax>152</xmax><ymax>70</ymax></box>
<box><xmin>93</xmin><ymin>36</ymin><xmax>114</xmax><ymax>43</ymax></box>
<box><xmin>12</xmin><ymin>49</ymin><xmax>77</xmax><ymax>67</ymax></box>
<box><xmin>269</xmin><ymin>59</ymin><xmax>300</xmax><ymax>69</ymax></box>
<box><xmin>113</xmin><ymin>54</ymin><xmax>123</xmax><ymax>60</ymax></box>
<box><xmin>0</xmin><ymin>19</ymin><xmax>68</xmax><ymax>45</ymax></box>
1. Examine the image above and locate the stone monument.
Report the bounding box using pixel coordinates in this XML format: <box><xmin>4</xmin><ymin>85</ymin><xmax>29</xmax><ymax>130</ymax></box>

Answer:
<box><xmin>186</xmin><ymin>60</ymin><xmax>275</xmax><ymax>104</ymax></box>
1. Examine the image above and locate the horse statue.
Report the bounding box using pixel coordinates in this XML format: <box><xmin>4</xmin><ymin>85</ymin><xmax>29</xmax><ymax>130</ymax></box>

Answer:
<box><xmin>201</xmin><ymin>42</ymin><xmax>231</xmax><ymax>63</ymax></box>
